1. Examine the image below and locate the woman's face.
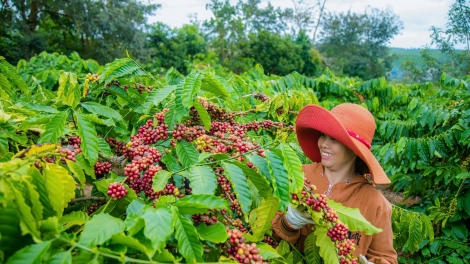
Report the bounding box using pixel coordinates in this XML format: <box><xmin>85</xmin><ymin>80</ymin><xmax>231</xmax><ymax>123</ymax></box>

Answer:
<box><xmin>317</xmin><ymin>133</ymin><xmax>356</xmax><ymax>172</ymax></box>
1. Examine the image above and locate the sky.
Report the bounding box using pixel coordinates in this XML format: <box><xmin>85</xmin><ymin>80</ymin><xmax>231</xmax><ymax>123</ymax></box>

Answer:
<box><xmin>148</xmin><ymin>0</ymin><xmax>457</xmax><ymax>49</ymax></box>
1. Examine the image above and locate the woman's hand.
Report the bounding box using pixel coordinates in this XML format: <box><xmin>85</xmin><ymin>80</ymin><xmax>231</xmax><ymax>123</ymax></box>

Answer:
<box><xmin>285</xmin><ymin>204</ymin><xmax>316</xmax><ymax>229</ymax></box>
<box><xmin>359</xmin><ymin>254</ymin><xmax>374</xmax><ymax>264</ymax></box>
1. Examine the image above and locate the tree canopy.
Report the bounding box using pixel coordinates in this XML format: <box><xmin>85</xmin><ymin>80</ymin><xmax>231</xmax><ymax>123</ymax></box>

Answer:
<box><xmin>1</xmin><ymin>0</ymin><xmax>407</xmax><ymax>80</ymax></box>
<box><xmin>401</xmin><ymin>0</ymin><xmax>470</xmax><ymax>81</ymax></box>
<box><xmin>0</xmin><ymin>0</ymin><xmax>159</xmax><ymax>64</ymax></box>
<box><xmin>317</xmin><ymin>8</ymin><xmax>403</xmax><ymax>80</ymax></box>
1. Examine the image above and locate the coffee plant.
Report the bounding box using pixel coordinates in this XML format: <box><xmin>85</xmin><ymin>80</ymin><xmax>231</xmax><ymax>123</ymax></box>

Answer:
<box><xmin>0</xmin><ymin>52</ymin><xmax>469</xmax><ymax>263</ymax></box>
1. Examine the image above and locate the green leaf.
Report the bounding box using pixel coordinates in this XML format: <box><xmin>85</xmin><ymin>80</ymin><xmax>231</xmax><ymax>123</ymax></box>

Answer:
<box><xmin>152</xmin><ymin>170</ymin><xmax>173</xmax><ymax>193</ymax></box>
<box><xmin>176</xmin><ymin>140</ymin><xmax>199</xmax><ymax>168</ymax></box>
<box><xmin>231</xmin><ymin>161</ymin><xmax>273</xmax><ymax>198</ymax></box>
<box><xmin>97</xmin><ymin>137</ymin><xmax>113</xmax><ymax>157</ymax></box>
<box><xmin>188</xmin><ymin>165</ymin><xmax>217</xmax><ymax>195</ymax></box>
<box><xmin>0</xmin><ymin>57</ymin><xmax>28</xmax><ymax>94</ymax></box>
<box><xmin>108</xmin><ymin>85</ymin><xmax>133</xmax><ymax>102</ymax></box>
<box><xmin>0</xmin><ymin>130</ymin><xmax>8</xmax><ymax>154</ymax></box>
<box><xmin>85</xmin><ymin>115</ymin><xmax>115</xmax><ymax>127</ymax></box>
<box><xmin>446</xmin><ymin>256</ymin><xmax>465</xmax><ymax>264</ymax></box>
<box><xmin>327</xmin><ymin>199</ymin><xmax>382</xmax><ymax>235</ymax></box>
<box><xmin>164</xmin><ymin>102</ymin><xmax>178</xmax><ymax>129</ymax></box>
<box><xmin>162</xmin><ymin>153</ymin><xmax>181</xmax><ymax>172</ymax></box>
<box><xmin>44</xmin><ymin>251</ymin><xmax>72</xmax><ymax>264</ymax></box>
<box><xmin>0</xmin><ymin>197</ymin><xmax>27</xmax><ymax>257</ymax></box>
<box><xmin>193</xmin><ymin>98</ymin><xmax>211</xmax><ymax>130</ymax></box>
<box><xmin>181</xmin><ymin>72</ymin><xmax>202</xmax><ymax>108</ymax></box>
<box><xmin>75</xmin><ymin>112</ymin><xmax>99</xmax><ymax>164</ymax></box>
<box><xmin>249</xmin><ymin>197</ymin><xmax>279</xmax><ymax>241</ymax></box>
<box><xmin>1</xmin><ymin>182</ymin><xmax>38</xmax><ymax>243</ymax></box>
<box><xmin>78</xmin><ymin>213</ymin><xmax>125</xmax><ymax>247</ymax></box>
<box><xmin>100</xmin><ymin>58</ymin><xmax>148</xmax><ymax>84</ymax></box>
<box><xmin>22</xmin><ymin>176</ymin><xmax>44</xmax><ymax>221</ymax></box>
<box><xmin>143</xmin><ymin>85</ymin><xmax>177</xmax><ymax>114</ymax></box>
<box><xmin>174</xmin><ymin>82</ymin><xmax>189</xmax><ymax>122</ymax></box>
<box><xmin>173</xmin><ymin>194</ymin><xmax>229</xmax><ymax>215</ymax></box>
<box><xmin>17</xmin><ymin>116</ymin><xmax>50</xmax><ymax>132</ymax></box>
<box><xmin>142</xmin><ymin>206</ymin><xmax>174</xmax><ymax>252</ymax></box>
<box><xmin>126</xmin><ymin>199</ymin><xmax>146</xmax><ymax>216</ymax></box>
<box><xmin>154</xmin><ymin>195</ymin><xmax>176</xmax><ymax>208</ymax></box>
<box><xmin>276</xmin><ymin>240</ymin><xmax>290</xmax><ymax>256</ymax></box>
<box><xmin>65</xmin><ymin>159</ymin><xmax>86</xmax><ymax>188</ymax></box>
<box><xmin>111</xmin><ymin>233</ymin><xmax>149</xmax><ymax>255</ymax></box>
<box><xmin>451</xmin><ymin>224</ymin><xmax>468</xmax><ymax>241</ymax></box>
<box><xmin>74</xmin><ymin>154</ymin><xmax>96</xmax><ymax>179</ymax></box>
<box><xmin>27</xmin><ymin>167</ymin><xmax>56</xmax><ymax>218</ymax></box>
<box><xmin>222</xmin><ymin>162</ymin><xmax>252</xmax><ymax>216</ymax></box>
<box><xmin>407</xmin><ymin>217</ymin><xmax>422</xmax><ymax>253</ymax></box>
<box><xmin>314</xmin><ymin>226</ymin><xmax>339</xmax><ymax>264</ymax></box>
<box><xmin>59</xmin><ymin>211</ymin><xmax>89</xmax><ymax>229</ymax></box>
<box><xmin>5</xmin><ymin>240</ymin><xmax>51</xmax><ymax>264</ymax></box>
<box><xmin>20</xmin><ymin>103</ymin><xmax>59</xmax><ymax>114</ymax></box>
<box><xmin>124</xmin><ymin>214</ymin><xmax>145</xmax><ymax>236</ymax></box>
<box><xmin>247</xmin><ymin>154</ymin><xmax>272</xmax><ymax>186</ymax></box>
<box><xmin>0</xmin><ymin>123</ymin><xmax>27</xmax><ymax>144</ymax></box>
<box><xmin>196</xmin><ymin>223</ymin><xmax>229</xmax><ymax>243</ymax></box>
<box><xmin>37</xmin><ymin>111</ymin><xmax>68</xmax><ymax>144</ymax></box>
<box><xmin>43</xmin><ymin>163</ymin><xmax>76</xmax><ymax>217</ymax></box>
<box><xmin>200</xmin><ymin>72</ymin><xmax>230</xmax><ymax>99</ymax></box>
<box><xmin>421</xmin><ymin>214</ymin><xmax>434</xmax><ymax>243</ymax></box>
<box><xmin>172</xmin><ymin>207</ymin><xmax>204</xmax><ymax>263</ymax></box>
<box><xmin>94</xmin><ymin>178</ymin><xmax>114</xmax><ymax>195</ymax></box>
<box><xmin>198</xmin><ymin>152</ymin><xmax>213</xmax><ymax>163</ymax></box>
<box><xmin>257</xmin><ymin>243</ymin><xmax>282</xmax><ymax>260</ymax></box>
<box><xmin>152</xmin><ymin>248</ymin><xmax>180</xmax><ymax>263</ymax></box>
<box><xmin>56</xmin><ymin>72</ymin><xmax>81</xmax><ymax>108</ymax></box>
<box><xmin>80</xmin><ymin>102</ymin><xmax>123</xmax><ymax>121</ymax></box>
<box><xmin>265</xmin><ymin>151</ymin><xmax>290</xmax><ymax>211</ymax></box>
<box><xmin>304</xmin><ymin>232</ymin><xmax>321</xmax><ymax>264</ymax></box>
<box><xmin>277</xmin><ymin>144</ymin><xmax>304</xmax><ymax>194</ymax></box>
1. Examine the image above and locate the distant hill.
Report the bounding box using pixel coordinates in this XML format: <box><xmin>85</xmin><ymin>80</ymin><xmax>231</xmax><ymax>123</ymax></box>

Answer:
<box><xmin>389</xmin><ymin>47</ymin><xmax>444</xmax><ymax>80</ymax></box>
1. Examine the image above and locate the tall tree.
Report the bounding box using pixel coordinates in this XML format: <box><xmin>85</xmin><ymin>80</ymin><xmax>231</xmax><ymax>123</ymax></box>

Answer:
<box><xmin>317</xmin><ymin>8</ymin><xmax>403</xmax><ymax>80</ymax></box>
<box><xmin>245</xmin><ymin>30</ymin><xmax>304</xmax><ymax>75</ymax></box>
<box><xmin>0</xmin><ymin>0</ymin><xmax>159</xmax><ymax>64</ymax></box>
<box><xmin>430</xmin><ymin>0</ymin><xmax>470</xmax><ymax>76</ymax></box>
<box><xmin>148</xmin><ymin>23</ymin><xmax>208</xmax><ymax>75</ymax></box>
<box><xmin>285</xmin><ymin>0</ymin><xmax>327</xmax><ymax>44</ymax></box>
<box><xmin>202</xmin><ymin>0</ymin><xmax>289</xmax><ymax>72</ymax></box>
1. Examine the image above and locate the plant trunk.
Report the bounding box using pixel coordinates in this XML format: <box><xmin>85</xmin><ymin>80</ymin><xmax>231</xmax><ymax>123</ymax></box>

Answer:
<box><xmin>312</xmin><ymin>0</ymin><xmax>327</xmax><ymax>45</ymax></box>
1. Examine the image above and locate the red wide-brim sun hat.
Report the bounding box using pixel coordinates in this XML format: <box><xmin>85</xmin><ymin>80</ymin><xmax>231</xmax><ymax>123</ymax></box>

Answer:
<box><xmin>295</xmin><ymin>103</ymin><xmax>391</xmax><ymax>185</ymax></box>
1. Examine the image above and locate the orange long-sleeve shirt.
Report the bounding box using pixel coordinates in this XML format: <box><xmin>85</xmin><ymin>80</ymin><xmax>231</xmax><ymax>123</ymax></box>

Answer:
<box><xmin>272</xmin><ymin>163</ymin><xmax>398</xmax><ymax>264</ymax></box>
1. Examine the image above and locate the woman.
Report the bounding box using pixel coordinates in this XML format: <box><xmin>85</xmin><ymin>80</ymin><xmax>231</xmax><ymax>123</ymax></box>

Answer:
<box><xmin>272</xmin><ymin>103</ymin><xmax>398</xmax><ymax>264</ymax></box>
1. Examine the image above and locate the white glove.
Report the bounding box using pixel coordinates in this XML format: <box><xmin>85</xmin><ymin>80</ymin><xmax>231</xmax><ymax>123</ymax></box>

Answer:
<box><xmin>359</xmin><ymin>254</ymin><xmax>374</xmax><ymax>264</ymax></box>
<box><xmin>285</xmin><ymin>204</ymin><xmax>315</xmax><ymax>229</ymax></box>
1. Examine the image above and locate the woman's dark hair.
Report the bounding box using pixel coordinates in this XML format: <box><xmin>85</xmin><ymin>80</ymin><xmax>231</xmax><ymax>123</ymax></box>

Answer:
<box><xmin>354</xmin><ymin>156</ymin><xmax>368</xmax><ymax>175</ymax></box>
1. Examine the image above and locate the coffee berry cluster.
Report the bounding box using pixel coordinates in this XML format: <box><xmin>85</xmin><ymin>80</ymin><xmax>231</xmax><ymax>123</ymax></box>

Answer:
<box><xmin>94</xmin><ymin>161</ymin><xmax>112</xmax><ymax>176</ymax></box>
<box><xmin>107</xmin><ymin>182</ymin><xmax>128</xmax><ymax>200</ymax></box>
<box><xmin>225</xmin><ymin>228</ymin><xmax>266</xmax><ymax>264</ymax></box>
<box><xmin>291</xmin><ymin>179</ymin><xmax>359</xmax><ymax>263</ymax></box>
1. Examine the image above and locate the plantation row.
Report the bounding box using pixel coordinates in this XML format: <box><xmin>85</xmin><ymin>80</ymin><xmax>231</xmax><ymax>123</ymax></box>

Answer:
<box><xmin>0</xmin><ymin>52</ymin><xmax>469</xmax><ymax>263</ymax></box>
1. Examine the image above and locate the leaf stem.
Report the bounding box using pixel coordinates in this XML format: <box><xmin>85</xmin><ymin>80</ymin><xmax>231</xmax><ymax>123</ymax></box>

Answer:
<box><xmin>172</xmin><ymin>141</ymin><xmax>279</xmax><ymax>175</ymax></box>
<box><xmin>70</xmin><ymin>196</ymin><xmax>107</xmax><ymax>203</ymax></box>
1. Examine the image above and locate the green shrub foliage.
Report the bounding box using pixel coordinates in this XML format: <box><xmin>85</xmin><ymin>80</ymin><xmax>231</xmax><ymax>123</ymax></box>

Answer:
<box><xmin>0</xmin><ymin>53</ymin><xmax>469</xmax><ymax>263</ymax></box>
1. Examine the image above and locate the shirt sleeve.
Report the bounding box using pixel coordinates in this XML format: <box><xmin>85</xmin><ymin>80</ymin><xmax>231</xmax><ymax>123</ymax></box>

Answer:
<box><xmin>271</xmin><ymin>212</ymin><xmax>301</xmax><ymax>244</ymax></box>
<box><xmin>366</xmin><ymin>203</ymin><xmax>398</xmax><ymax>264</ymax></box>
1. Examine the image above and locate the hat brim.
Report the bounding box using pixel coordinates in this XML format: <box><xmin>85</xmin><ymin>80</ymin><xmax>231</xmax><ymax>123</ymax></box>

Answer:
<box><xmin>296</xmin><ymin>104</ymin><xmax>390</xmax><ymax>185</ymax></box>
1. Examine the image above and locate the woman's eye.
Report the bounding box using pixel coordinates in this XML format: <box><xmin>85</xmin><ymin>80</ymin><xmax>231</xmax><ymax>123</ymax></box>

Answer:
<box><xmin>320</xmin><ymin>133</ymin><xmax>334</xmax><ymax>140</ymax></box>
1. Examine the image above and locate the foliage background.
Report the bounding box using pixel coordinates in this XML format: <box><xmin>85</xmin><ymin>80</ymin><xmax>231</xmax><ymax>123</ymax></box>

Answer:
<box><xmin>1</xmin><ymin>0</ymin><xmax>470</xmax><ymax>263</ymax></box>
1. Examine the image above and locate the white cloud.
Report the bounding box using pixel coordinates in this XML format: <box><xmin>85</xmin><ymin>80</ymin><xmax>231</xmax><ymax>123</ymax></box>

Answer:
<box><xmin>149</xmin><ymin>0</ymin><xmax>456</xmax><ymax>48</ymax></box>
